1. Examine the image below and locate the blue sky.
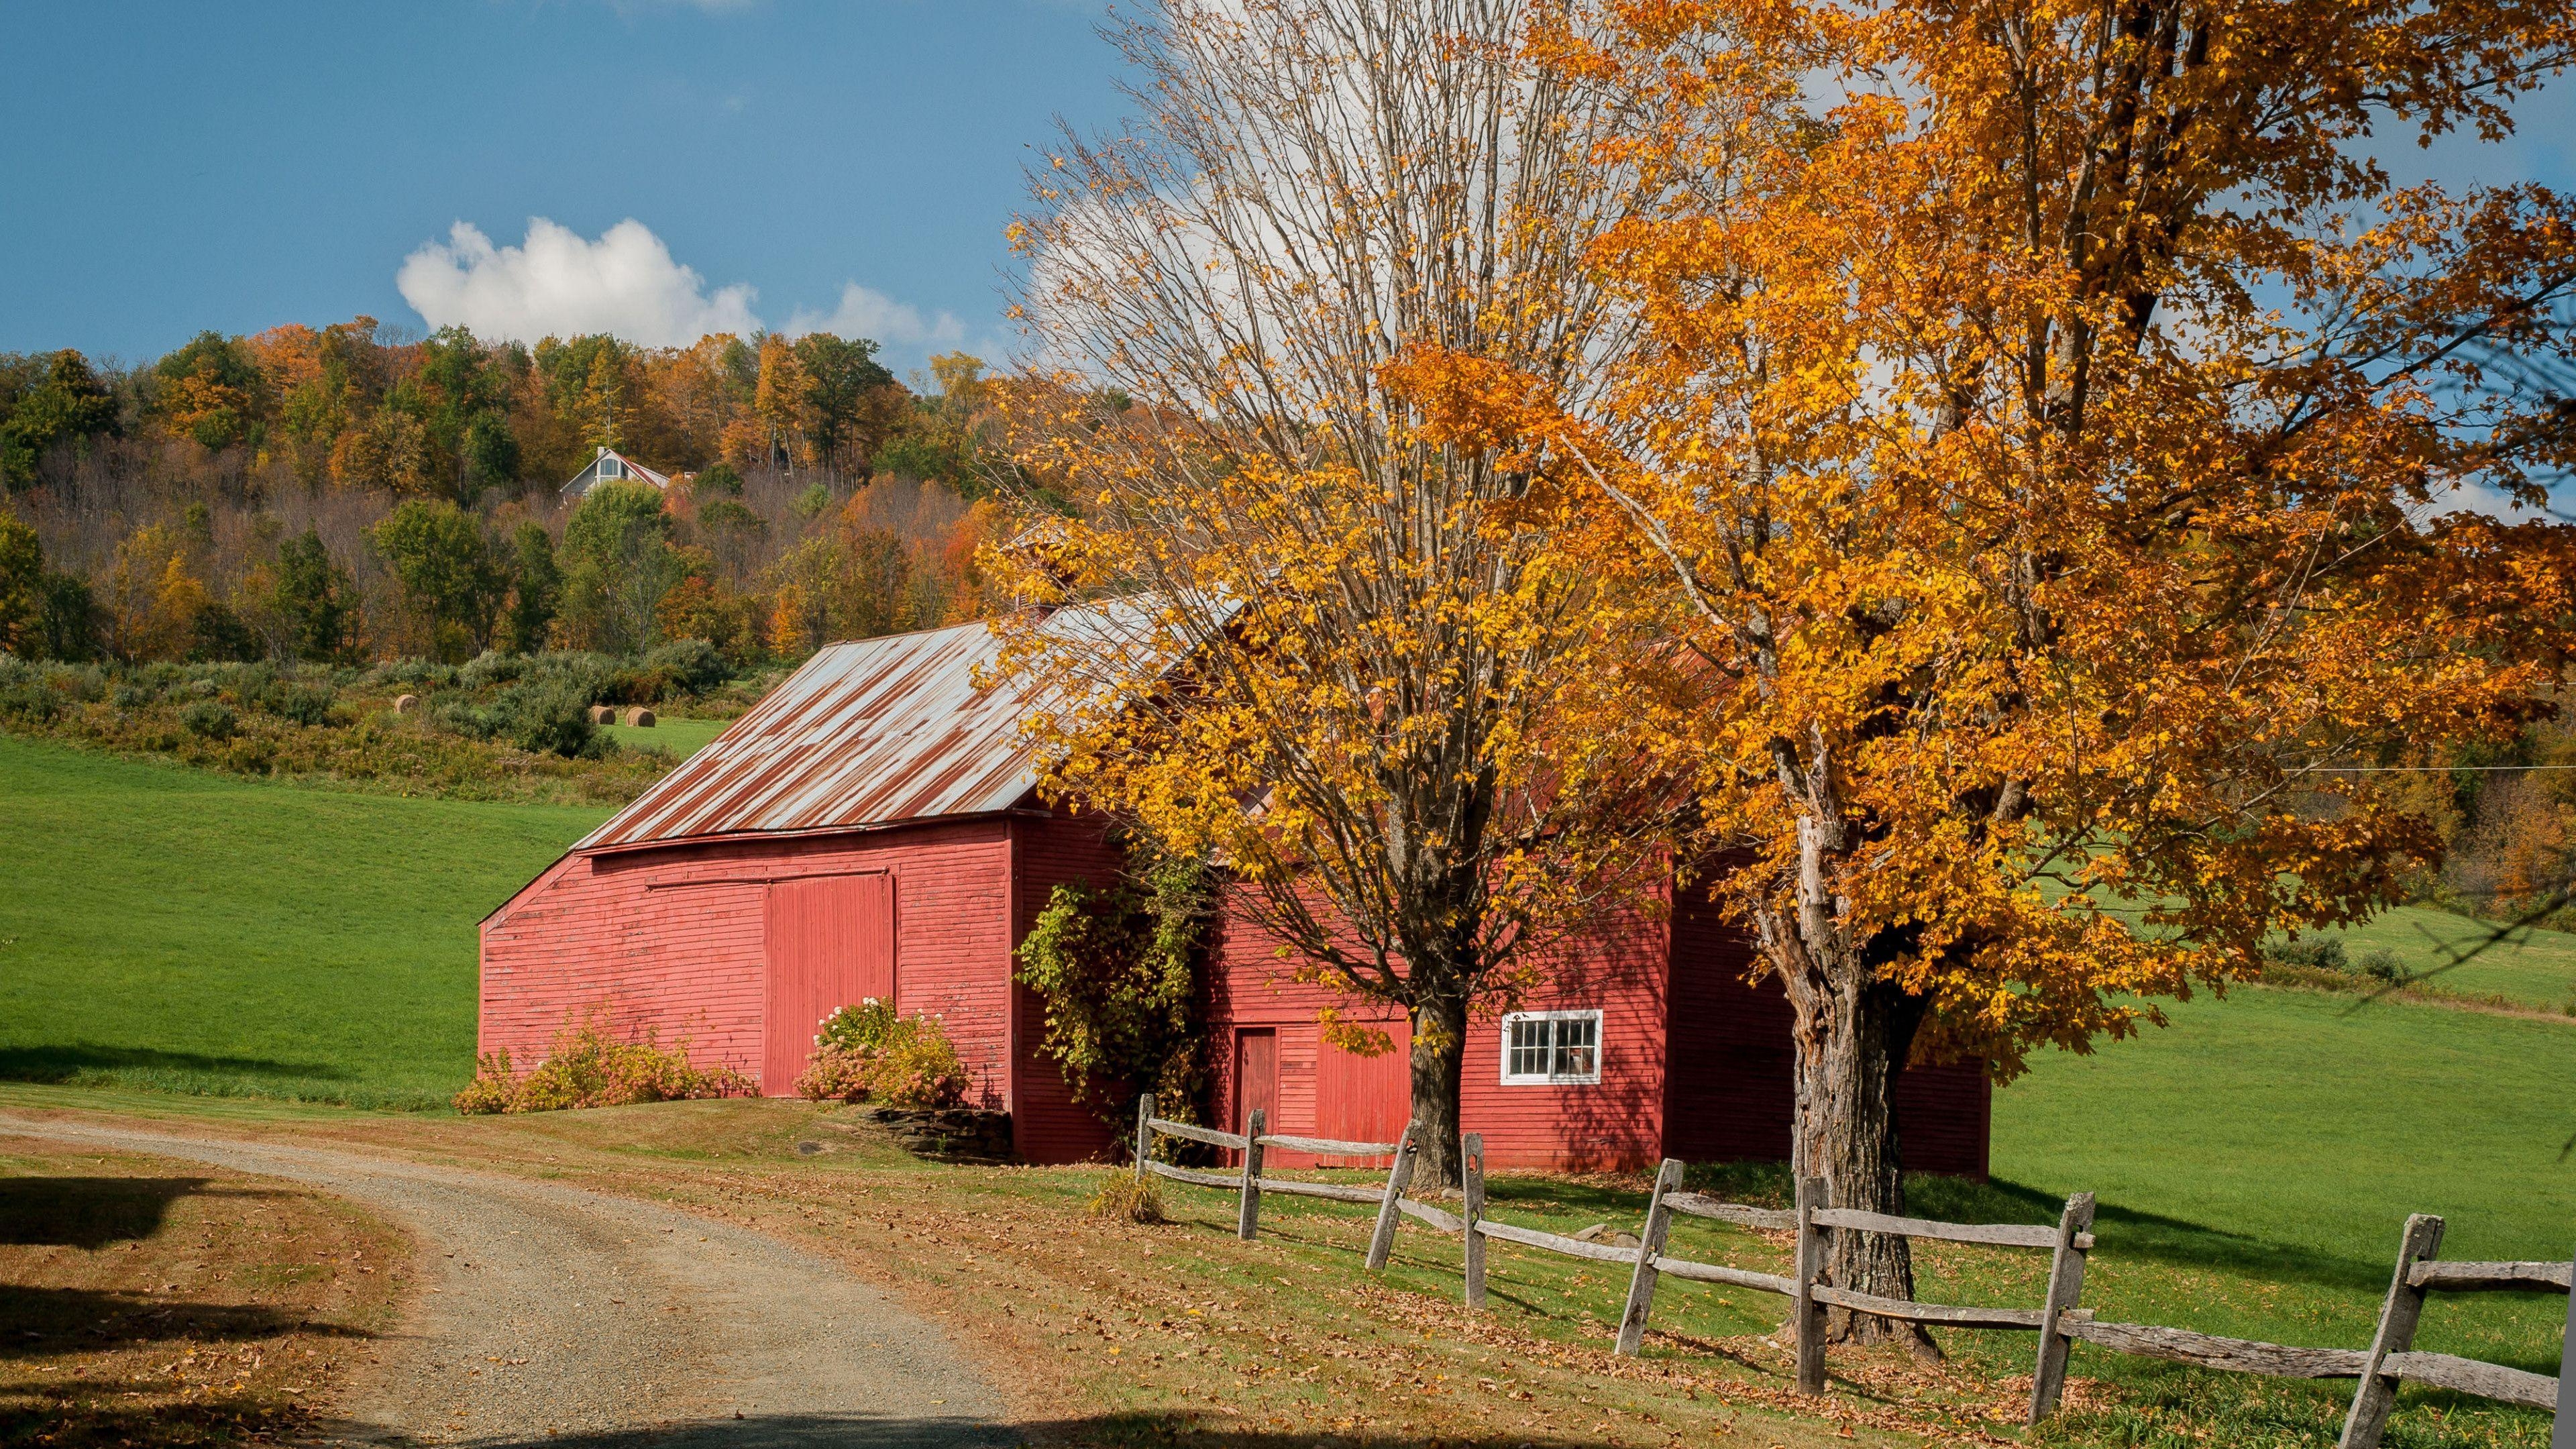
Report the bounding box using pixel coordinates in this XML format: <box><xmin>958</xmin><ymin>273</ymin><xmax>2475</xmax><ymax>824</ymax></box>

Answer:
<box><xmin>1</xmin><ymin>3</ymin><xmax>2566</xmax><ymax>382</ymax></box>
<box><xmin>0</xmin><ymin>1</ymin><xmax>1125</xmax><ymax>376</ymax></box>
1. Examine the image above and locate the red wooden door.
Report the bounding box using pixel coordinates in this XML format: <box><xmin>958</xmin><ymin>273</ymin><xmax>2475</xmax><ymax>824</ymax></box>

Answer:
<box><xmin>1234</xmin><ymin>1028</ymin><xmax>1279</xmax><ymax>1155</ymax></box>
<box><xmin>762</xmin><ymin>873</ymin><xmax>895</xmax><ymax>1094</ymax></box>
<box><xmin>1316</xmin><ymin>1018</ymin><xmax>1410</xmax><ymax>1166</ymax></box>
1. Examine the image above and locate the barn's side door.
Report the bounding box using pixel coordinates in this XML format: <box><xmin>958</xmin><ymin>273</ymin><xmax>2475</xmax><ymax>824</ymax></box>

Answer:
<box><xmin>1232</xmin><ymin>1028</ymin><xmax>1279</xmax><ymax>1163</ymax></box>
<box><xmin>761</xmin><ymin>873</ymin><xmax>896</xmax><ymax>1094</ymax></box>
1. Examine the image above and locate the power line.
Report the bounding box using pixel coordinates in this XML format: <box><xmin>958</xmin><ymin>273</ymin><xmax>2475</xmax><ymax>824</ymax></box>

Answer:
<box><xmin>2301</xmin><ymin>764</ymin><xmax>2576</xmax><ymax>773</ymax></box>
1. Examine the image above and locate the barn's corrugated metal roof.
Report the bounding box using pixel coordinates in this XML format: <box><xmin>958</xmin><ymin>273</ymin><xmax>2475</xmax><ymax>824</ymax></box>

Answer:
<box><xmin>574</xmin><ymin>602</ymin><xmax>1176</xmax><ymax>851</ymax></box>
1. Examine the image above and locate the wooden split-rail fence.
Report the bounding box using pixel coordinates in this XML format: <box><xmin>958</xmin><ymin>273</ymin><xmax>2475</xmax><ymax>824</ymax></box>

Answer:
<box><xmin>1130</xmin><ymin>1093</ymin><xmax>1462</xmax><ymax>1269</ymax></box>
<box><xmin>1126</xmin><ymin>1096</ymin><xmax>2576</xmax><ymax>1444</ymax></box>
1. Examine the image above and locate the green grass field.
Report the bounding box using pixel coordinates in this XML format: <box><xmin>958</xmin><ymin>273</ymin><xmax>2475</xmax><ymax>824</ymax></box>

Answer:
<box><xmin>6</xmin><ymin>727</ymin><xmax>2574</xmax><ymax>1444</ymax></box>
<box><xmin>2288</xmin><ymin>904</ymin><xmax>2576</xmax><ymax>1012</ymax></box>
<box><xmin>0</xmin><ymin>733</ymin><xmax>608</xmax><ymax>1109</ymax></box>
<box><xmin>598</xmin><ymin>715</ymin><xmax>729</xmax><ymax>759</ymax></box>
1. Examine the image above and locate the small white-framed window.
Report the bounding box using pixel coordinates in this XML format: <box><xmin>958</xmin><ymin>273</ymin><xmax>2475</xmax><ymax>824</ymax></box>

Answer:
<box><xmin>1499</xmin><ymin>1010</ymin><xmax>1602</xmax><ymax>1085</ymax></box>
<box><xmin>598</xmin><ymin>457</ymin><xmax>625</xmax><ymax>479</ymax></box>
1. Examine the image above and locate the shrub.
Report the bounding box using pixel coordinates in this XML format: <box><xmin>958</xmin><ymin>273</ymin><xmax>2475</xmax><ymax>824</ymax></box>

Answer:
<box><xmin>2357</xmin><ymin>947</ymin><xmax>2410</xmax><ymax>984</ymax></box>
<box><xmin>1087</xmin><ymin>1173</ymin><xmax>1168</xmax><ymax>1224</ymax></box>
<box><xmin>435</xmin><ymin>676</ymin><xmax>597</xmax><ymax>757</ymax></box>
<box><xmin>1013</xmin><ymin>853</ymin><xmax>1214</xmax><ymax>1137</ymax></box>
<box><xmin>872</xmin><ymin>1018</ymin><xmax>969</xmax><ymax>1108</ymax></box>
<box><xmin>451</xmin><ymin>1018</ymin><xmax>749</xmax><ymax>1114</ymax></box>
<box><xmin>502</xmin><ymin>678</ymin><xmax>596</xmax><ymax>757</ymax></box>
<box><xmin>794</xmin><ymin>1042</ymin><xmax>874</xmax><ymax>1103</ymax></box>
<box><xmin>643</xmin><ymin>637</ymin><xmax>730</xmax><ymax>694</ymax></box>
<box><xmin>254</xmin><ymin>680</ymin><xmax>335</xmax><ymax>726</ymax></box>
<box><xmin>457</xmin><ymin>649</ymin><xmax>527</xmax><ymax>690</ymax></box>
<box><xmin>2264</xmin><ymin>936</ymin><xmax>2348</xmax><ymax>973</ymax></box>
<box><xmin>791</xmin><ymin>1000</ymin><xmax>967</xmax><ymax>1108</ymax></box>
<box><xmin>178</xmin><ymin>699</ymin><xmax>237</xmax><ymax>739</ymax></box>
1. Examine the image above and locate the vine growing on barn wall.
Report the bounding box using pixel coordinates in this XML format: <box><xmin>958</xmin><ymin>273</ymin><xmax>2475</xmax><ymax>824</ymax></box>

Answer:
<box><xmin>1012</xmin><ymin>849</ymin><xmax>1214</xmax><ymax>1145</ymax></box>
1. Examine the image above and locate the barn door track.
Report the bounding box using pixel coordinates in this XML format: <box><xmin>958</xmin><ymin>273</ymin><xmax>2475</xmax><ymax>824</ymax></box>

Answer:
<box><xmin>0</xmin><ymin>1116</ymin><xmax>1010</xmax><ymax>1449</ymax></box>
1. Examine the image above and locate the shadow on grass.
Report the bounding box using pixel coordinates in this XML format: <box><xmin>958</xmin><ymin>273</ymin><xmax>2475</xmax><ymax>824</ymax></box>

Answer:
<box><xmin>0</xmin><ymin>1173</ymin><xmax>276</xmax><ymax>1248</ymax></box>
<box><xmin>333</xmin><ymin>1415</ymin><xmax>1640</xmax><ymax>1449</ymax></box>
<box><xmin>1490</xmin><ymin>1160</ymin><xmax>2394</xmax><ymax>1295</ymax></box>
<box><xmin>0</xmin><ymin>1043</ymin><xmax>347</xmax><ymax>1085</ymax></box>
<box><xmin>0</xmin><ymin>1283</ymin><xmax>377</xmax><ymax>1360</ymax></box>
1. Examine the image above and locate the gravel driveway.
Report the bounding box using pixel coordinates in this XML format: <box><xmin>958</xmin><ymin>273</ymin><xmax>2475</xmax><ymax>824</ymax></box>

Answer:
<box><xmin>1</xmin><ymin>1116</ymin><xmax>1008</xmax><ymax>1449</ymax></box>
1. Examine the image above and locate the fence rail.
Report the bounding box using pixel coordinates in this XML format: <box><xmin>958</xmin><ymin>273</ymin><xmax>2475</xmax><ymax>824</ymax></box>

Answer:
<box><xmin>1128</xmin><ymin>1098</ymin><xmax>2572</xmax><ymax>1442</ymax></box>
<box><xmin>1130</xmin><ymin>1092</ymin><xmax>1432</xmax><ymax>1269</ymax></box>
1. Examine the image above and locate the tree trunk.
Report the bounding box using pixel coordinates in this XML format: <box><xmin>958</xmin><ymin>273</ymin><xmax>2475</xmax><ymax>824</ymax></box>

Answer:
<box><xmin>1407</xmin><ymin>991</ymin><xmax>1470</xmax><ymax>1189</ymax></box>
<box><xmin>1791</xmin><ymin>973</ymin><xmax>1935</xmax><ymax>1355</ymax></box>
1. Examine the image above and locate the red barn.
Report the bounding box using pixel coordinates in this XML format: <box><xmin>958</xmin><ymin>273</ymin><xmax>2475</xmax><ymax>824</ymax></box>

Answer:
<box><xmin>479</xmin><ymin>617</ymin><xmax>1990</xmax><ymax>1174</ymax></box>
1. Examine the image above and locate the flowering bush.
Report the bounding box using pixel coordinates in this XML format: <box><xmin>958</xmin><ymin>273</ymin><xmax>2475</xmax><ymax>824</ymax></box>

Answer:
<box><xmin>453</xmin><ymin>1017</ymin><xmax>749</xmax><ymax>1114</ymax></box>
<box><xmin>792</xmin><ymin>1000</ymin><xmax>968</xmax><ymax>1108</ymax></box>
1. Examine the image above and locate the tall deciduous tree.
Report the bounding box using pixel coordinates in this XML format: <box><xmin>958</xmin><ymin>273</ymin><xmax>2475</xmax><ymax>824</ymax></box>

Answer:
<box><xmin>994</xmin><ymin>0</ymin><xmax>1669</xmax><ymax>1187</ymax></box>
<box><xmin>1446</xmin><ymin>0</ymin><xmax>2576</xmax><ymax>1328</ymax></box>
<box><xmin>370</xmin><ymin>500</ymin><xmax>504</xmax><ymax>659</ymax></box>
<box><xmin>1</xmin><ymin>350</ymin><xmax>117</xmax><ymax>488</ymax></box>
<box><xmin>501</xmin><ymin>521</ymin><xmax>562</xmax><ymax>655</ymax></box>
<box><xmin>560</xmin><ymin>481</ymin><xmax>684</xmax><ymax>654</ymax></box>
<box><xmin>268</xmin><ymin>527</ymin><xmax>358</xmax><ymax>664</ymax></box>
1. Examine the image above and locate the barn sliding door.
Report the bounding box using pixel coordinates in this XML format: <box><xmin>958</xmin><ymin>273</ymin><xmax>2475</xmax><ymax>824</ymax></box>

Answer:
<box><xmin>761</xmin><ymin>873</ymin><xmax>895</xmax><ymax>1094</ymax></box>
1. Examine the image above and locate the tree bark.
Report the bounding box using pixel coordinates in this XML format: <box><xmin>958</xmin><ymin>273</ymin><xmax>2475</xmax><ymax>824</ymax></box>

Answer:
<box><xmin>1407</xmin><ymin>990</ymin><xmax>1470</xmax><ymax>1189</ymax></box>
<box><xmin>1790</xmin><ymin>972</ymin><xmax>1935</xmax><ymax>1354</ymax></box>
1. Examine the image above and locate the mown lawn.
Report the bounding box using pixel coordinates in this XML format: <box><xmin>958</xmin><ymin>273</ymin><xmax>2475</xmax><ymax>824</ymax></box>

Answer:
<box><xmin>0</xmin><ymin>733</ymin><xmax>607</xmax><ymax>1110</ymax></box>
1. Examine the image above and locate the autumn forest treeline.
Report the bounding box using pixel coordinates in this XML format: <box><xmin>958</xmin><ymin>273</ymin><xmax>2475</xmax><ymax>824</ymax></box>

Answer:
<box><xmin>0</xmin><ymin>320</ymin><xmax>1010</xmax><ymax>669</ymax></box>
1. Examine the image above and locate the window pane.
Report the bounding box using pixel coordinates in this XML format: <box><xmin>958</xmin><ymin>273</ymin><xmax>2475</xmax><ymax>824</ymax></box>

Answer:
<box><xmin>1554</xmin><ymin>1015</ymin><xmax>1597</xmax><ymax>1077</ymax></box>
<box><xmin>1507</xmin><ymin>1018</ymin><xmax>1548</xmax><ymax>1078</ymax></box>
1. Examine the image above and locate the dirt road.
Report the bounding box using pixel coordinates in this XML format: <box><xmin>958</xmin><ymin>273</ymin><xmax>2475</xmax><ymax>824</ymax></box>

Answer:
<box><xmin>1</xmin><ymin>1116</ymin><xmax>1008</xmax><ymax>1449</ymax></box>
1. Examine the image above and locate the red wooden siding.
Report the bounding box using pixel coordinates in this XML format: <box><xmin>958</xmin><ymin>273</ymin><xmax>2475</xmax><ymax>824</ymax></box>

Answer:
<box><xmin>1663</xmin><ymin>883</ymin><xmax>1990</xmax><ymax>1178</ymax></box>
<box><xmin>1205</xmin><ymin>884</ymin><xmax>1674</xmax><ymax>1171</ymax></box>
<box><xmin>1003</xmin><ymin>812</ymin><xmax>1128</xmax><ymax>1163</ymax></box>
<box><xmin>480</xmin><ymin>820</ymin><xmax>1017</xmax><ymax>1106</ymax></box>
<box><xmin>759</xmin><ymin>872</ymin><xmax>895</xmax><ymax>1091</ymax></box>
<box><xmin>1311</xmin><ymin>1020</ymin><xmax>1409</xmax><ymax>1167</ymax></box>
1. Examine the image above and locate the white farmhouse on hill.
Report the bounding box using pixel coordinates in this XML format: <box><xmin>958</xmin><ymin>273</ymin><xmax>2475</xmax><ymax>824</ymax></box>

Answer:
<box><xmin>560</xmin><ymin>446</ymin><xmax>672</xmax><ymax>498</ymax></box>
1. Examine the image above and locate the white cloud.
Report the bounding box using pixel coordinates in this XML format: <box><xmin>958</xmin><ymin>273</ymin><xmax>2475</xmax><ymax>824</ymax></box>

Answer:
<box><xmin>397</xmin><ymin>217</ymin><xmax>761</xmax><ymax>347</ymax></box>
<box><xmin>784</xmin><ymin>282</ymin><xmax>969</xmax><ymax>352</ymax></box>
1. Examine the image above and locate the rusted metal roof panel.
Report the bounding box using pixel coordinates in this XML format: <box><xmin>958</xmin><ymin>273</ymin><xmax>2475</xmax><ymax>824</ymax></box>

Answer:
<box><xmin>576</xmin><ymin>622</ymin><xmax>1039</xmax><ymax>850</ymax></box>
<box><xmin>575</xmin><ymin>601</ymin><xmax>1187</xmax><ymax>852</ymax></box>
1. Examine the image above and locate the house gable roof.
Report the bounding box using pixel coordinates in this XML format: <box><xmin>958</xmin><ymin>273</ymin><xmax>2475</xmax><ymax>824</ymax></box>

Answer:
<box><xmin>561</xmin><ymin>447</ymin><xmax>673</xmax><ymax>496</ymax></box>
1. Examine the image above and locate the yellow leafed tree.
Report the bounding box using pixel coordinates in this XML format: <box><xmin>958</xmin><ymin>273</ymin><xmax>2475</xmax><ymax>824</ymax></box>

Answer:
<box><xmin>1398</xmin><ymin>0</ymin><xmax>2576</xmax><ymax>1326</ymax></box>
<box><xmin>991</xmin><ymin>0</ymin><xmax>1677</xmax><ymax>1186</ymax></box>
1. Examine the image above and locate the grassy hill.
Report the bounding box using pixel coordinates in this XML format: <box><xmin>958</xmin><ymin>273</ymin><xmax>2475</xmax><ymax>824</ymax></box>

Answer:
<box><xmin>2285</xmin><ymin>903</ymin><xmax>2576</xmax><ymax>1012</ymax></box>
<box><xmin>0</xmin><ymin>733</ymin><xmax>607</xmax><ymax>1109</ymax></box>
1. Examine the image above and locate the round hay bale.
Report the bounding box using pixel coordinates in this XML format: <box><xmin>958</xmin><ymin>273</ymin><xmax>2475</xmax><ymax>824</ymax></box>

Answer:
<box><xmin>588</xmin><ymin>705</ymin><xmax>616</xmax><ymax>724</ymax></box>
<box><xmin>623</xmin><ymin>706</ymin><xmax>657</xmax><ymax>728</ymax></box>
<box><xmin>393</xmin><ymin>693</ymin><xmax>419</xmax><ymax>714</ymax></box>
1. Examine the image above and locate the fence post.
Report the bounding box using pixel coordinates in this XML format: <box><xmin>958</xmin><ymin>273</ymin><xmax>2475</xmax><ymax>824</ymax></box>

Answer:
<box><xmin>1794</xmin><ymin>1175</ymin><xmax>1829</xmax><ymax>1393</ymax></box>
<box><xmin>1616</xmin><ymin>1158</ymin><xmax>1686</xmax><ymax>1355</ymax></box>
<box><xmin>1236</xmin><ymin>1108</ymin><xmax>1265</xmax><ymax>1241</ymax></box>
<box><xmin>2027</xmin><ymin>1190</ymin><xmax>2097</xmax><ymax>1424</ymax></box>
<box><xmin>2555</xmin><ymin>1250</ymin><xmax>2575</xmax><ymax>1449</ymax></box>
<box><xmin>2340</xmin><ymin>1214</ymin><xmax>2446</xmax><ymax>1449</ymax></box>
<box><xmin>1132</xmin><ymin>1092</ymin><xmax>1156</xmax><ymax>1181</ymax></box>
<box><xmin>1364</xmin><ymin>1123</ymin><xmax>1419</xmax><ymax>1270</ymax></box>
<box><xmin>1462</xmin><ymin>1132</ymin><xmax>1487</xmax><ymax>1310</ymax></box>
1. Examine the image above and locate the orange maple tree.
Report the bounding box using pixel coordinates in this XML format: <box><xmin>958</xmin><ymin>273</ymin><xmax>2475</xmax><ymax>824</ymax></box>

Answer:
<box><xmin>1388</xmin><ymin>0</ymin><xmax>2576</xmax><ymax>1328</ymax></box>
